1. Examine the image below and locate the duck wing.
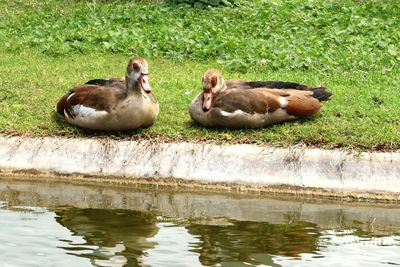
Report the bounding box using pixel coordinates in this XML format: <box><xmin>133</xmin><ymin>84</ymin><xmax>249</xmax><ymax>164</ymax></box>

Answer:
<box><xmin>213</xmin><ymin>89</ymin><xmax>283</xmax><ymax>114</ymax></box>
<box><xmin>213</xmin><ymin>88</ymin><xmax>322</xmax><ymax>117</ymax></box>
<box><xmin>266</xmin><ymin>89</ymin><xmax>323</xmax><ymax>116</ymax></box>
<box><xmin>56</xmin><ymin>85</ymin><xmax>124</xmax><ymax>119</ymax></box>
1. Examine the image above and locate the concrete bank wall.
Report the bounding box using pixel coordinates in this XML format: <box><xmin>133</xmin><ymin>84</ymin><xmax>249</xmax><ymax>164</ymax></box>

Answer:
<box><xmin>0</xmin><ymin>135</ymin><xmax>399</xmax><ymax>197</ymax></box>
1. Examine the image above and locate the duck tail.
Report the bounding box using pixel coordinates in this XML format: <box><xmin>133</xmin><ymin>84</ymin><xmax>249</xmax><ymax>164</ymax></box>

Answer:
<box><xmin>311</xmin><ymin>87</ymin><xmax>332</xmax><ymax>101</ymax></box>
<box><xmin>56</xmin><ymin>93</ymin><xmax>69</xmax><ymax>115</ymax></box>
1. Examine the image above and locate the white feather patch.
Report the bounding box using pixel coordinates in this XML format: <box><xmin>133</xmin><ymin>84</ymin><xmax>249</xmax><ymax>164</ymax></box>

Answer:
<box><xmin>220</xmin><ymin>110</ymin><xmax>245</xmax><ymax>117</ymax></box>
<box><xmin>71</xmin><ymin>105</ymin><xmax>108</xmax><ymax>118</ymax></box>
<box><xmin>278</xmin><ymin>97</ymin><xmax>288</xmax><ymax>108</ymax></box>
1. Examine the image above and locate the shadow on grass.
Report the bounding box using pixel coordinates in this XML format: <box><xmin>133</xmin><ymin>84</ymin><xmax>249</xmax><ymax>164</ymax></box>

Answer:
<box><xmin>183</xmin><ymin>115</ymin><xmax>324</xmax><ymax>144</ymax></box>
<box><xmin>50</xmin><ymin>110</ymin><xmax>321</xmax><ymax>146</ymax></box>
<box><xmin>186</xmin><ymin>115</ymin><xmax>317</xmax><ymax>131</ymax></box>
<box><xmin>51</xmin><ymin>112</ymin><xmax>146</xmax><ymax>139</ymax></box>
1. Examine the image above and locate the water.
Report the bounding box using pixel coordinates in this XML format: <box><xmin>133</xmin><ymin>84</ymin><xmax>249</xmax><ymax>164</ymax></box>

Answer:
<box><xmin>0</xmin><ymin>178</ymin><xmax>400</xmax><ymax>267</ymax></box>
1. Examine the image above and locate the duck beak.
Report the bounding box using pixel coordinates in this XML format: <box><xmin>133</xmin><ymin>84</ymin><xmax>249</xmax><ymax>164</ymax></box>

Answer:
<box><xmin>202</xmin><ymin>91</ymin><xmax>213</xmax><ymax>112</ymax></box>
<box><xmin>139</xmin><ymin>73</ymin><xmax>151</xmax><ymax>93</ymax></box>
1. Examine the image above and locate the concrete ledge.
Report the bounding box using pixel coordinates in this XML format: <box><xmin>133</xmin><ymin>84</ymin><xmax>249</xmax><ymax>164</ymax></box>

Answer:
<box><xmin>0</xmin><ymin>135</ymin><xmax>399</xmax><ymax>198</ymax></box>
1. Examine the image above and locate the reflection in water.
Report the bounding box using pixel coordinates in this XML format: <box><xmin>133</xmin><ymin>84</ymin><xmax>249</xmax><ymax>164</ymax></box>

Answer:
<box><xmin>55</xmin><ymin>208</ymin><xmax>158</xmax><ymax>267</ymax></box>
<box><xmin>0</xmin><ymin>203</ymin><xmax>91</xmax><ymax>267</ymax></box>
<box><xmin>275</xmin><ymin>229</ymin><xmax>400</xmax><ymax>267</ymax></box>
<box><xmin>186</xmin><ymin>220</ymin><xmax>319</xmax><ymax>266</ymax></box>
<box><xmin>143</xmin><ymin>222</ymin><xmax>203</xmax><ymax>267</ymax></box>
<box><xmin>1</xmin><ymin>184</ymin><xmax>400</xmax><ymax>266</ymax></box>
<box><xmin>53</xmin><ymin>208</ymin><xmax>322</xmax><ymax>266</ymax></box>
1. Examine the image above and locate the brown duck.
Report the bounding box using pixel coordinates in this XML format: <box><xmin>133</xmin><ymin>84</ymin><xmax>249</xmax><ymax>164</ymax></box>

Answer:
<box><xmin>56</xmin><ymin>57</ymin><xmax>159</xmax><ymax>131</ymax></box>
<box><xmin>189</xmin><ymin>69</ymin><xmax>332</xmax><ymax>128</ymax></box>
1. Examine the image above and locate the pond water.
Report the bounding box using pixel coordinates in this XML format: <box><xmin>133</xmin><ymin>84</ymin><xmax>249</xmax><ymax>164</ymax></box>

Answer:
<box><xmin>0</xmin><ymin>178</ymin><xmax>400</xmax><ymax>267</ymax></box>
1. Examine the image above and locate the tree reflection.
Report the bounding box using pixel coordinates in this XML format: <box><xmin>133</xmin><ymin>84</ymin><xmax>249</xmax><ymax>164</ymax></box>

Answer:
<box><xmin>54</xmin><ymin>208</ymin><xmax>158</xmax><ymax>267</ymax></box>
<box><xmin>186</xmin><ymin>220</ymin><xmax>320</xmax><ymax>266</ymax></box>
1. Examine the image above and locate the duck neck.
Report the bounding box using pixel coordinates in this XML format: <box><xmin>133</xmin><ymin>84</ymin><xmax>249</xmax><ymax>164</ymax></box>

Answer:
<box><xmin>219</xmin><ymin>78</ymin><xmax>228</xmax><ymax>92</ymax></box>
<box><xmin>125</xmin><ymin>75</ymin><xmax>139</xmax><ymax>94</ymax></box>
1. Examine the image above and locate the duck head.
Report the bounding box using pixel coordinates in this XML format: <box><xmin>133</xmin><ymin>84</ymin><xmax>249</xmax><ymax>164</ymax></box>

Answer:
<box><xmin>125</xmin><ymin>57</ymin><xmax>152</xmax><ymax>94</ymax></box>
<box><xmin>201</xmin><ymin>69</ymin><xmax>227</xmax><ymax>112</ymax></box>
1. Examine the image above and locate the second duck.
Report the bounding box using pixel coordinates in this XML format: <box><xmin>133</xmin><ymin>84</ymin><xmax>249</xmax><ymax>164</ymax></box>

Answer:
<box><xmin>189</xmin><ymin>69</ymin><xmax>332</xmax><ymax>128</ymax></box>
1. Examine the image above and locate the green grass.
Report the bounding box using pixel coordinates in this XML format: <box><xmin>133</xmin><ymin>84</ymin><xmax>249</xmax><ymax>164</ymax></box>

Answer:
<box><xmin>0</xmin><ymin>0</ymin><xmax>399</xmax><ymax>150</ymax></box>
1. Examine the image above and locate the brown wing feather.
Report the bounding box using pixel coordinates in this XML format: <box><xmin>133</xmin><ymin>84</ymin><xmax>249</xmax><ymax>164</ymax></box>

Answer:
<box><xmin>56</xmin><ymin>85</ymin><xmax>125</xmax><ymax>118</ymax></box>
<box><xmin>213</xmin><ymin>88</ymin><xmax>322</xmax><ymax>117</ymax></box>
<box><xmin>67</xmin><ymin>86</ymin><xmax>112</xmax><ymax>111</ymax></box>
<box><xmin>213</xmin><ymin>89</ymin><xmax>282</xmax><ymax>114</ymax></box>
<box><xmin>284</xmin><ymin>90</ymin><xmax>322</xmax><ymax>117</ymax></box>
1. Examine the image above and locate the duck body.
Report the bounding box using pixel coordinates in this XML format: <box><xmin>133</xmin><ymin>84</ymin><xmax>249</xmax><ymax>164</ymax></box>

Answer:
<box><xmin>189</xmin><ymin>69</ymin><xmax>331</xmax><ymax>129</ymax></box>
<box><xmin>57</xmin><ymin>85</ymin><xmax>159</xmax><ymax>131</ymax></box>
<box><xmin>56</xmin><ymin>57</ymin><xmax>159</xmax><ymax>131</ymax></box>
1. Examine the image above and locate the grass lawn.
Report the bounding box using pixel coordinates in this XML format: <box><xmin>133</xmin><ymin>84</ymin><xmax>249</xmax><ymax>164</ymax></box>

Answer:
<box><xmin>0</xmin><ymin>0</ymin><xmax>399</xmax><ymax>150</ymax></box>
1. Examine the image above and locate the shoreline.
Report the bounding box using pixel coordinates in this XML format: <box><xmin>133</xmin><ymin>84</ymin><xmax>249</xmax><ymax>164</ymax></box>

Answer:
<box><xmin>0</xmin><ymin>135</ymin><xmax>399</xmax><ymax>201</ymax></box>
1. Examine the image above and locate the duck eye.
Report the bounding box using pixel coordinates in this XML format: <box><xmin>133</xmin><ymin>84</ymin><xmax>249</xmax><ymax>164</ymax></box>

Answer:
<box><xmin>132</xmin><ymin>63</ymin><xmax>140</xmax><ymax>71</ymax></box>
<box><xmin>211</xmin><ymin>76</ymin><xmax>217</xmax><ymax>87</ymax></box>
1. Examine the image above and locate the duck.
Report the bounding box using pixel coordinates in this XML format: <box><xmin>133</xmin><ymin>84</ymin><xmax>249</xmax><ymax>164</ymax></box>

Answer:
<box><xmin>189</xmin><ymin>69</ymin><xmax>332</xmax><ymax>128</ymax></box>
<box><xmin>56</xmin><ymin>57</ymin><xmax>159</xmax><ymax>131</ymax></box>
